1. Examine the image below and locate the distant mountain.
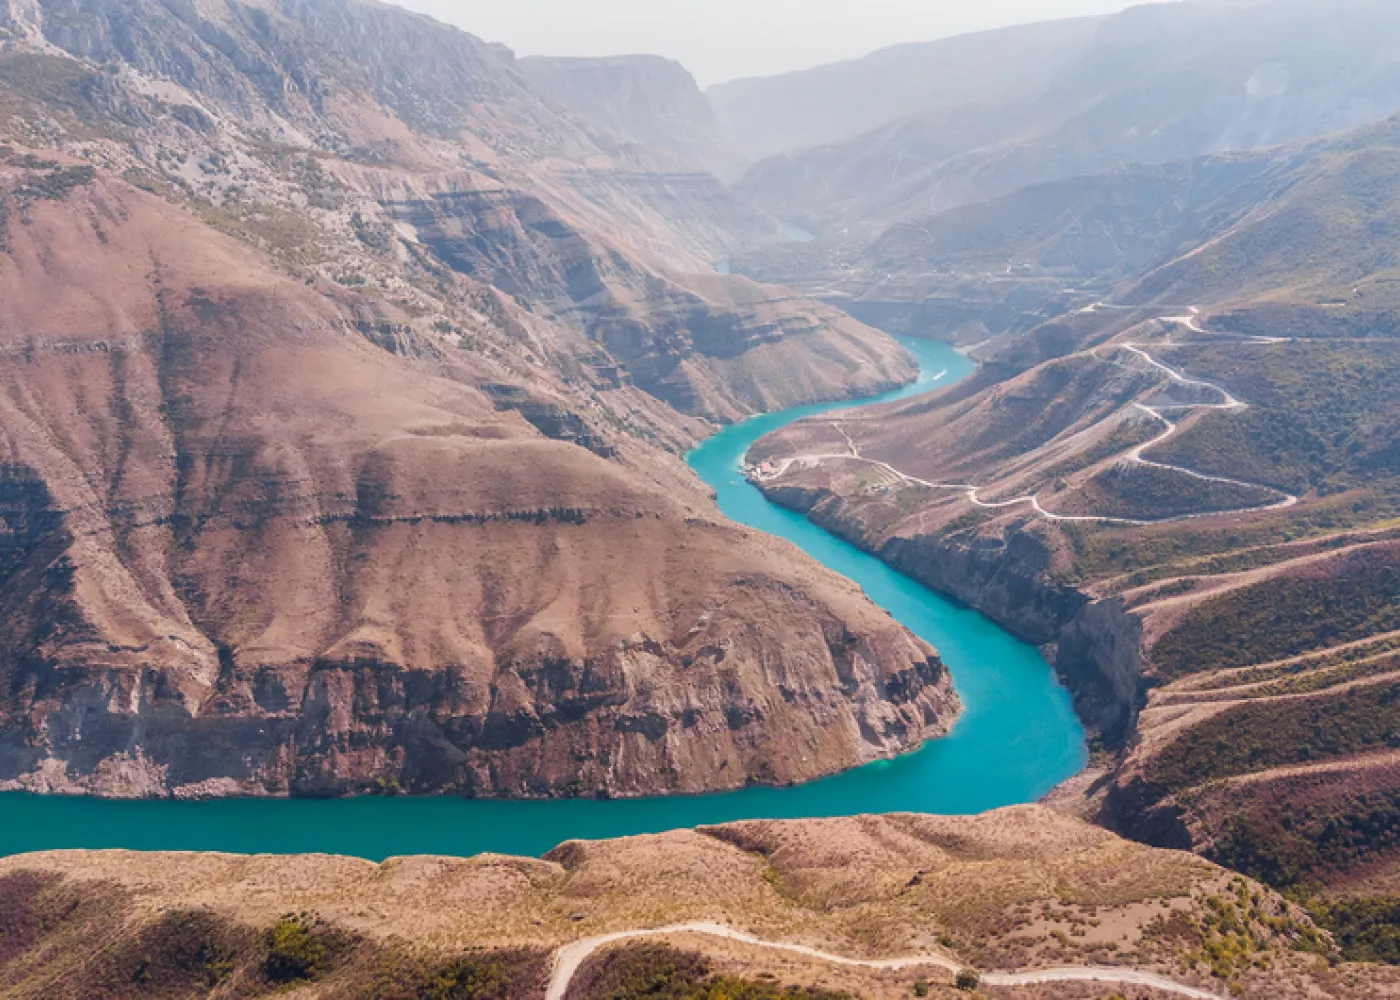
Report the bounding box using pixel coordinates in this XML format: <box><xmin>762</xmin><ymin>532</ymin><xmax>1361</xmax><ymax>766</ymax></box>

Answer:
<box><xmin>708</xmin><ymin>16</ymin><xmax>1105</xmax><ymax>162</ymax></box>
<box><xmin>734</xmin><ymin>0</ymin><xmax>1400</xmax><ymax>236</ymax></box>
<box><xmin>519</xmin><ymin>54</ymin><xmax>746</xmax><ymax>181</ymax></box>
<box><xmin>737</xmin><ymin>111</ymin><xmax>1400</xmax><ymax>347</ymax></box>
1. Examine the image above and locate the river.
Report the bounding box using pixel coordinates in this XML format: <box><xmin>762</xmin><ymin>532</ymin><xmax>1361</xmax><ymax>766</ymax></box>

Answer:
<box><xmin>0</xmin><ymin>337</ymin><xmax>1086</xmax><ymax>860</ymax></box>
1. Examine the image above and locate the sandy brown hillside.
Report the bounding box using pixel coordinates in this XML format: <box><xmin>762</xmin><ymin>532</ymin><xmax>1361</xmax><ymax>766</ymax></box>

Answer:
<box><xmin>0</xmin><ymin>807</ymin><xmax>1385</xmax><ymax>999</ymax></box>
<box><xmin>742</xmin><ymin>107</ymin><xmax>1400</xmax><ymax>944</ymax></box>
<box><xmin>0</xmin><ymin>13</ymin><xmax>957</xmax><ymax>801</ymax></box>
<box><xmin>0</xmin><ymin>0</ymin><xmax>915</xmax><ymax>424</ymax></box>
<box><xmin>750</xmin><ymin>311</ymin><xmax>1400</xmax><ymax>839</ymax></box>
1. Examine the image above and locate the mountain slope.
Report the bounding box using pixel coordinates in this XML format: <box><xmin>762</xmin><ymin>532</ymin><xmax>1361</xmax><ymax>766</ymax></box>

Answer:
<box><xmin>707</xmin><ymin>16</ymin><xmax>1105</xmax><ymax>162</ymax></box>
<box><xmin>0</xmin><ymin>157</ymin><xmax>954</xmax><ymax>799</ymax></box>
<box><xmin>0</xmin><ymin>808</ymin><xmax>1371</xmax><ymax>1000</ymax></box>
<box><xmin>0</xmin><ymin>0</ymin><xmax>917</xmax><ymax>421</ymax></box>
<box><xmin>741</xmin><ymin>102</ymin><xmax>1400</xmax><ymax>912</ymax></box>
<box><xmin>737</xmin><ymin>111</ymin><xmax>1400</xmax><ymax>347</ymax></box>
<box><xmin>734</xmin><ymin>0</ymin><xmax>1400</xmax><ymax>236</ymax></box>
<box><xmin>0</xmin><ymin>0</ymin><xmax>954</xmax><ymax>799</ymax></box>
<box><xmin>519</xmin><ymin>54</ymin><xmax>747</xmax><ymax>182</ymax></box>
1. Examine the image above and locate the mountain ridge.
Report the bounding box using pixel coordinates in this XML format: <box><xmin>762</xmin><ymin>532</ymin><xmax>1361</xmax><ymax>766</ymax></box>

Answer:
<box><xmin>740</xmin><ymin>88</ymin><xmax>1400</xmax><ymax>934</ymax></box>
<box><xmin>731</xmin><ymin>0</ymin><xmax>1400</xmax><ymax>238</ymax></box>
<box><xmin>707</xmin><ymin>15</ymin><xmax>1106</xmax><ymax>163</ymax></box>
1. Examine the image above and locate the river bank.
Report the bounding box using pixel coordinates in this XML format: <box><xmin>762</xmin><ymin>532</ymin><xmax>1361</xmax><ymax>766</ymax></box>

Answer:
<box><xmin>0</xmin><ymin>337</ymin><xmax>1086</xmax><ymax>861</ymax></box>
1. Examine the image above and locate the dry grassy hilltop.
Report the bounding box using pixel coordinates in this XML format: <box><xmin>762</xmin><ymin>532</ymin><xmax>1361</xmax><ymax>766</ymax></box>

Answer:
<box><xmin>2</xmin><ymin>807</ymin><xmax>1393</xmax><ymax>999</ymax></box>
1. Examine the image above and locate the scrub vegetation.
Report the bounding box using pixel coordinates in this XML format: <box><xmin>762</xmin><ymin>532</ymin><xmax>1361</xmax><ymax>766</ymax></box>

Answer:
<box><xmin>1146</xmin><ymin>682</ymin><xmax>1400</xmax><ymax>793</ymax></box>
<box><xmin>1152</xmin><ymin>342</ymin><xmax>1400</xmax><ymax>495</ymax></box>
<box><xmin>1149</xmin><ymin>544</ymin><xmax>1400</xmax><ymax>679</ymax></box>
<box><xmin>567</xmin><ymin>946</ymin><xmax>855</xmax><ymax>1000</ymax></box>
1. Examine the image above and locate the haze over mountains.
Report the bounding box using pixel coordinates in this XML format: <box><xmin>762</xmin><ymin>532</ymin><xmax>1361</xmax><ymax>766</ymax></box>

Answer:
<box><xmin>519</xmin><ymin>54</ymin><xmax>746</xmax><ymax>181</ymax></box>
<box><xmin>726</xmin><ymin>0</ymin><xmax>1400</xmax><ymax>236</ymax></box>
<box><xmin>708</xmin><ymin>16</ymin><xmax>1109</xmax><ymax>162</ymax></box>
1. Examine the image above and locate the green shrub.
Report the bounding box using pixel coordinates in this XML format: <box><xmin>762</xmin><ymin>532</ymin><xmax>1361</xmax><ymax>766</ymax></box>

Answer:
<box><xmin>19</xmin><ymin>164</ymin><xmax>95</xmax><ymax>201</ymax></box>
<box><xmin>1153</xmin><ymin>342</ymin><xmax>1400</xmax><ymax>494</ymax></box>
<box><xmin>1205</xmin><ymin>791</ymin><xmax>1400</xmax><ymax>892</ymax></box>
<box><xmin>573</xmin><ymin>945</ymin><xmax>850</xmax><ymax>1000</ymax></box>
<box><xmin>955</xmin><ymin>969</ymin><xmax>980</xmax><ymax>991</ymax></box>
<box><xmin>422</xmin><ymin>958</ymin><xmax>510</xmax><ymax>1000</ymax></box>
<box><xmin>1061</xmin><ymin>454</ymin><xmax>1400</xmax><ymax>589</ymax></box>
<box><xmin>1147</xmin><ymin>680</ymin><xmax>1400</xmax><ymax>792</ymax></box>
<box><xmin>1064</xmin><ymin>462</ymin><xmax>1278</xmax><ymax>521</ymax></box>
<box><xmin>1037</xmin><ymin>421</ymin><xmax>1161</xmax><ymax>484</ymax></box>
<box><xmin>366</xmin><ymin>947</ymin><xmax>545</xmax><ymax>1000</ymax></box>
<box><xmin>1151</xmin><ymin>545</ymin><xmax>1400</xmax><ymax>679</ymax></box>
<box><xmin>265</xmin><ymin>913</ymin><xmax>328</xmax><ymax>984</ymax></box>
<box><xmin>1310</xmin><ymin>897</ymin><xmax>1400</xmax><ymax>964</ymax></box>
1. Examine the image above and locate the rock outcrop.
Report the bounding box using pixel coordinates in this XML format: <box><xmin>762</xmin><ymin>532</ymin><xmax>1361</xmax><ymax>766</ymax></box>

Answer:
<box><xmin>0</xmin><ymin>151</ymin><xmax>955</xmax><ymax>800</ymax></box>
<box><xmin>757</xmin><ymin>477</ymin><xmax>1141</xmax><ymax>745</ymax></box>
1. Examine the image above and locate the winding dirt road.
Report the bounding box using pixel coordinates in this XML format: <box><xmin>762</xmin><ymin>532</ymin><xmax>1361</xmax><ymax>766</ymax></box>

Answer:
<box><xmin>544</xmin><ymin>922</ymin><xmax>1224</xmax><ymax>1000</ymax></box>
<box><xmin>1120</xmin><ymin>342</ymin><xmax>1298</xmax><ymax>517</ymax></box>
<box><xmin>751</xmin><ymin>315</ymin><xmax>1297</xmax><ymax>526</ymax></box>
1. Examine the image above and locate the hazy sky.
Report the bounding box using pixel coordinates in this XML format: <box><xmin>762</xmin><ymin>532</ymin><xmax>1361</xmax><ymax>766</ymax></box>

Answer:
<box><xmin>390</xmin><ymin>0</ymin><xmax>1142</xmax><ymax>88</ymax></box>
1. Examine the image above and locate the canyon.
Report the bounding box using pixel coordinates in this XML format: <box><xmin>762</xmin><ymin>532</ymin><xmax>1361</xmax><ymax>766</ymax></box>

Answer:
<box><xmin>0</xmin><ymin>0</ymin><xmax>954</xmax><ymax>800</ymax></box>
<box><xmin>741</xmin><ymin>51</ymin><xmax>1400</xmax><ymax>964</ymax></box>
<box><xmin>5</xmin><ymin>0</ymin><xmax>1400</xmax><ymax>992</ymax></box>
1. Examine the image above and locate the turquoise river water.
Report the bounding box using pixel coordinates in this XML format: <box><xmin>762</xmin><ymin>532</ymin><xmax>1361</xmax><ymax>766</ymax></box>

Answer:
<box><xmin>0</xmin><ymin>337</ymin><xmax>1086</xmax><ymax>860</ymax></box>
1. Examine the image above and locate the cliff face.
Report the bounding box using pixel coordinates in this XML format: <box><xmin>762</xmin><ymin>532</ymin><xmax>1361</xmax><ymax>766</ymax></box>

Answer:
<box><xmin>4</xmin><ymin>0</ymin><xmax>904</xmax><ymax>418</ymax></box>
<box><xmin>0</xmin><ymin>0</ymin><xmax>956</xmax><ymax>800</ymax></box>
<box><xmin>385</xmin><ymin>185</ymin><xmax>914</xmax><ymax>423</ymax></box>
<box><xmin>745</xmin><ymin>350</ymin><xmax>1183</xmax><ymax>746</ymax></box>
<box><xmin>0</xmin><ymin>166</ymin><xmax>955</xmax><ymax>799</ymax></box>
<box><xmin>759</xmin><ymin>480</ymin><xmax>1140</xmax><ymax>744</ymax></box>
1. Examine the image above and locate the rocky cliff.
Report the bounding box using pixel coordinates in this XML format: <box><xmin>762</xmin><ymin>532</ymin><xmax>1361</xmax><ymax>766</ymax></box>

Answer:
<box><xmin>384</xmin><ymin>185</ymin><xmax>914</xmax><ymax>422</ymax></box>
<box><xmin>0</xmin><ymin>159</ymin><xmax>955</xmax><ymax>799</ymax></box>
<box><xmin>757</xmin><ymin>478</ymin><xmax>1140</xmax><ymax>746</ymax></box>
<box><xmin>0</xmin><ymin>0</ymin><xmax>955</xmax><ymax>799</ymax></box>
<box><xmin>4</xmin><ymin>0</ymin><xmax>903</xmax><ymax>413</ymax></box>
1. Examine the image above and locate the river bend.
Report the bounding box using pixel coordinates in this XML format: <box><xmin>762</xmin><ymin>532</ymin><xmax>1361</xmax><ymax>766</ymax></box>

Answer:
<box><xmin>0</xmin><ymin>338</ymin><xmax>1086</xmax><ymax>860</ymax></box>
